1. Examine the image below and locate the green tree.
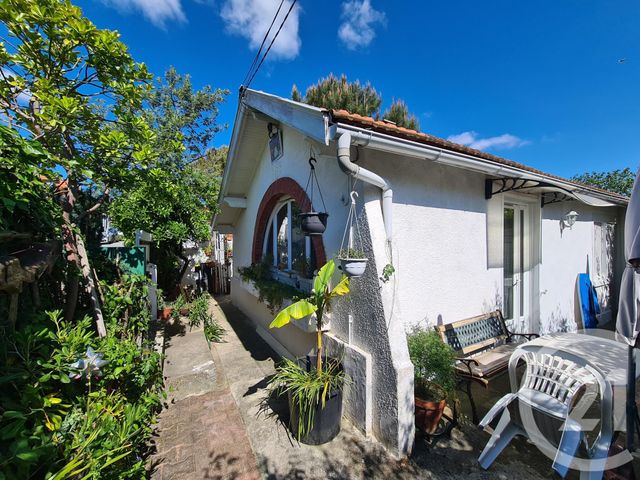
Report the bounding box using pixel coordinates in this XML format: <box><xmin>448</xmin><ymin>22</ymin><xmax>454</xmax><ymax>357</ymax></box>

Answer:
<box><xmin>291</xmin><ymin>73</ymin><xmax>382</xmax><ymax>117</ymax></box>
<box><xmin>381</xmin><ymin>98</ymin><xmax>420</xmax><ymax>131</ymax></box>
<box><xmin>143</xmin><ymin>67</ymin><xmax>228</xmax><ymax>167</ymax></box>
<box><xmin>0</xmin><ymin>0</ymin><xmax>155</xmax><ymax>327</ymax></box>
<box><xmin>0</xmin><ymin>125</ymin><xmax>60</xmax><ymax>238</ymax></box>
<box><xmin>571</xmin><ymin>167</ymin><xmax>635</xmax><ymax>197</ymax></box>
<box><xmin>110</xmin><ymin>69</ymin><xmax>228</xmax><ymax>289</ymax></box>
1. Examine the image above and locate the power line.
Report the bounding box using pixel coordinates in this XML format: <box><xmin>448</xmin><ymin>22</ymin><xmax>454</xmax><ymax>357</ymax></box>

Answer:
<box><xmin>242</xmin><ymin>0</ymin><xmax>286</xmax><ymax>86</ymax></box>
<box><xmin>245</xmin><ymin>0</ymin><xmax>298</xmax><ymax>90</ymax></box>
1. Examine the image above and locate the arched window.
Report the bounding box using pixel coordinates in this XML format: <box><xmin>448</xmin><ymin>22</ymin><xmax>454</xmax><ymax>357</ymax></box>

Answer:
<box><xmin>262</xmin><ymin>199</ymin><xmax>315</xmax><ymax>278</ymax></box>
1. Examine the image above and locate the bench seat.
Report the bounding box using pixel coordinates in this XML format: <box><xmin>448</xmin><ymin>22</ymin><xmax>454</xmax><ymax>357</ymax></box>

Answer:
<box><xmin>435</xmin><ymin>310</ymin><xmax>539</xmax><ymax>423</ymax></box>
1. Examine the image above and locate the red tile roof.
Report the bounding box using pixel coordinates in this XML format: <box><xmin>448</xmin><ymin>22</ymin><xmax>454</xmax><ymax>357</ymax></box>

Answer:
<box><xmin>329</xmin><ymin>109</ymin><xmax>628</xmax><ymax>202</ymax></box>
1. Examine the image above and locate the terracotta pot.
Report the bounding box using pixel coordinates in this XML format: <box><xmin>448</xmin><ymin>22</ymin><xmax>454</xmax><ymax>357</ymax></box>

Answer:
<box><xmin>159</xmin><ymin>307</ymin><xmax>173</xmax><ymax>321</ymax></box>
<box><xmin>205</xmin><ymin>260</ymin><xmax>215</xmax><ymax>268</ymax></box>
<box><xmin>415</xmin><ymin>396</ymin><xmax>446</xmax><ymax>434</ymax></box>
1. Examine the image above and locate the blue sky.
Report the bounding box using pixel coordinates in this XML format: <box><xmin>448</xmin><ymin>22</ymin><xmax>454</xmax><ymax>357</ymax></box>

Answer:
<box><xmin>76</xmin><ymin>0</ymin><xmax>640</xmax><ymax>179</ymax></box>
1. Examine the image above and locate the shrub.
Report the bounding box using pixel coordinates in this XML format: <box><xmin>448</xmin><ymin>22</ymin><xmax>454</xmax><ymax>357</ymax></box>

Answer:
<box><xmin>407</xmin><ymin>328</ymin><xmax>456</xmax><ymax>400</ymax></box>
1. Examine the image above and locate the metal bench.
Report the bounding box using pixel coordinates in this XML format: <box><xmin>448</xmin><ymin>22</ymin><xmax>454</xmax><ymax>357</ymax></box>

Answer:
<box><xmin>435</xmin><ymin>310</ymin><xmax>539</xmax><ymax>422</ymax></box>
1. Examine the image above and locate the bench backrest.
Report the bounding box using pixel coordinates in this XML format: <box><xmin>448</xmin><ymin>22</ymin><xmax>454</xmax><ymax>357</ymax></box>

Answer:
<box><xmin>435</xmin><ymin>310</ymin><xmax>509</xmax><ymax>356</ymax></box>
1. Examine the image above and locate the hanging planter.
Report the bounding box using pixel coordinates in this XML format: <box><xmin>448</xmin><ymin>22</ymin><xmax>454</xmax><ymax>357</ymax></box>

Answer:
<box><xmin>338</xmin><ymin>191</ymin><xmax>369</xmax><ymax>278</ymax></box>
<box><xmin>300</xmin><ymin>155</ymin><xmax>329</xmax><ymax>236</ymax></box>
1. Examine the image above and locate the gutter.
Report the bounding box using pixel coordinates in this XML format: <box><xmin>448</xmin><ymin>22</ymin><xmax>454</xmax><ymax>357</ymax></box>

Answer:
<box><xmin>334</xmin><ymin>123</ymin><xmax>626</xmax><ymax>206</ymax></box>
<box><xmin>336</xmin><ymin>129</ymin><xmax>393</xmax><ymax>244</ymax></box>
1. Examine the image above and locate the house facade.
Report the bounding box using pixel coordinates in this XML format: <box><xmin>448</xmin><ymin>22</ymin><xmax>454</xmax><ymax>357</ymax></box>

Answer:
<box><xmin>214</xmin><ymin>88</ymin><xmax>628</xmax><ymax>456</ymax></box>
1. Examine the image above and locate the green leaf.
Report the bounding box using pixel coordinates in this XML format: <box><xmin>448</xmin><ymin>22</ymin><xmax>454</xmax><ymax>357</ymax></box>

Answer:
<box><xmin>16</xmin><ymin>451</ymin><xmax>39</xmax><ymax>462</ymax></box>
<box><xmin>270</xmin><ymin>300</ymin><xmax>317</xmax><ymax>328</ymax></box>
<box><xmin>313</xmin><ymin>260</ymin><xmax>335</xmax><ymax>294</ymax></box>
<box><xmin>330</xmin><ymin>275</ymin><xmax>350</xmax><ymax>297</ymax></box>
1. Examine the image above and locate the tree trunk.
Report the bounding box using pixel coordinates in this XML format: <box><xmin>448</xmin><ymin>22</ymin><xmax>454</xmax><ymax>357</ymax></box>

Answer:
<box><xmin>75</xmin><ymin>230</ymin><xmax>107</xmax><ymax>337</ymax></box>
<box><xmin>62</xmin><ymin>222</ymin><xmax>81</xmax><ymax>322</ymax></box>
<box><xmin>175</xmin><ymin>246</ymin><xmax>190</xmax><ymax>290</ymax></box>
<box><xmin>60</xmin><ymin>180</ymin><xmax>107</xmax><ymax>336</ymax></box>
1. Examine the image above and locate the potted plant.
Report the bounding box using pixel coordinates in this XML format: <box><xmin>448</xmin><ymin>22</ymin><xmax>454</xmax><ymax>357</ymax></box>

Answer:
<box><xmin>299</xmin><ymin>211</ymin><xmax>329</xmax><ymax>236</ymax></box>
<box><xmin>204</xmin><ymin>245</ymin><xmax>215</xmax><ymax>267</ymax></box>
<box><xmin>157</xmin><ymin>293</ymin><xmax>173</xmax><ymax>321</ymax></box>
<box><xmin>299</xmin><ymin>156</ymin><xmax>328</xmax><ymax>236</ymax></box>
<box><xmin>407</xmin><ymin>328</ymin><xmax>456</xmax><ymax>434</ymax></box>
<box><xmin>337</xmin><ymin>248</ymin><xmax>368</xmax><ymax>278</ymax></box>
<box><xmin>269</xmin><ymin>260</ymin><xmax>349</xmax><ymax>444</ymax></box>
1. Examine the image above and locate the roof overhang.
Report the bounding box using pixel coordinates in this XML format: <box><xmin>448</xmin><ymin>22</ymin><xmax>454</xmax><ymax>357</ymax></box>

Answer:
<box><xmin>215</xmin><ymin>89</ymin><xmax>626</xmax><ymax>232</ymax></box>
<box><xmin>214</xmin><ymin>89</ymin><xmax>332</xmax><ymax>230</ymax></box>
<box><xmin>333</xmin><ymin>123</ymin><xmax>628</xmax><ymax>208</ymax></box>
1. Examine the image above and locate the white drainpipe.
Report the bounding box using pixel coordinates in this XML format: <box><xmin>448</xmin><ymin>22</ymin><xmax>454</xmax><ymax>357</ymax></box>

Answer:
<box><xmin>337</xmin><ymin>130</ymin><xmax>393</xmax><ymax>244</ymax></box>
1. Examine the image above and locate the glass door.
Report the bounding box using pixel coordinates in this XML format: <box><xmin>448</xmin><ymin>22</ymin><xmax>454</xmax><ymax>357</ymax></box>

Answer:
<box><xmin>503</xmin><ymin>204</ymin><xmax>529</xmax><ymax>329</ymax></box>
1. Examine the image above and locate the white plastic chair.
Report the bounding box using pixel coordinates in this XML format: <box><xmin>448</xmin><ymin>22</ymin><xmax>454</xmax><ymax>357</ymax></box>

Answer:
<box><xmin>478</xmin><ymin>348</ymin><xmax>613</xmax><ymax>480</ymax></box>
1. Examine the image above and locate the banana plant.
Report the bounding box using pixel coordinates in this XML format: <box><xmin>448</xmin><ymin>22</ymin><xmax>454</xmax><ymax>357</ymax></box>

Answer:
<box><xmin>269</xmin><ymin>260</ymin><xmax>350</xmax><ymax>373</ymax></box>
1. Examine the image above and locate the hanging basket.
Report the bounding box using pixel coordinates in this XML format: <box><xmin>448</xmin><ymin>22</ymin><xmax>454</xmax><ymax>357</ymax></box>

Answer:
<box><xmin>300</xmin><ymin>155</ymin><xmax>328</xmax><ymax>236</ymax></box>
<box><xmin>339</xmin><ymin>257</ymin><xmax>368</xmax><ymax>278</ymax></box>
<box><xmin>338</xmin><ymin>191</ymin><xmax>368</xmax><ymax>278</ymax></box>
<box><xmin>299</xmin><ymin>212</ymin><xmax>328</xmax><ymax>236</ymax></box>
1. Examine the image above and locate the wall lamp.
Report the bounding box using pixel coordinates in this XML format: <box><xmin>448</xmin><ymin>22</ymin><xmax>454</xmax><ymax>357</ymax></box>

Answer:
<box><xmin>563</xmin><ymin>210</ymin><xmax>579</xmax><ymax>229</ymax></box>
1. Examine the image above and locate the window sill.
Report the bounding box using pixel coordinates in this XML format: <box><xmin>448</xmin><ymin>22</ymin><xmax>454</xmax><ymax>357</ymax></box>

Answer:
<box><xmin>238</xmin><ymin>278</ymin><xmax>330</xmax><ymax>334</ymax></box>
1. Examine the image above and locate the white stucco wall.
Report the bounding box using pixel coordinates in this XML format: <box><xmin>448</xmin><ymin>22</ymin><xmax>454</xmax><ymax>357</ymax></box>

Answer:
<box><xmin>539</xmin><ymin>201</ymin><xmax>618</xmax><ymax>333</ymax></box>
<box><xmin>225</xmin><ymin>118</ymin><xmax>623</xmax><ymax>457</ymax></box>
<box><xmin>356</xmin><ymin>148</ymin><xmax>622</xmax><ymax>334</ymax></box>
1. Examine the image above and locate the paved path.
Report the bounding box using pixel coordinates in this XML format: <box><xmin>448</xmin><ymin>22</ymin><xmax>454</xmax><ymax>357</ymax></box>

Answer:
<box><xmin>149</xmin><ymin>309</ymin><xmax>260</xmax><ymax>480</ymax></box>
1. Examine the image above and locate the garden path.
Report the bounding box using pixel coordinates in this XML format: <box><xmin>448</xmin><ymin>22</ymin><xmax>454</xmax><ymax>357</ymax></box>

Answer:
<box><xmin>148</xmin><ymin>305</ymin><xmax>260</xmax><ymax>480</ymax></box>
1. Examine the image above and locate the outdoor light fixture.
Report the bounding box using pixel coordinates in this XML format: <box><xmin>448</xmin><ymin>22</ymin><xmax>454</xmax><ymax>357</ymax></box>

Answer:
<box><xmin>563</xmin><ymin>210</ymin><xmax>579</xmax><ymax>229</ymax></box>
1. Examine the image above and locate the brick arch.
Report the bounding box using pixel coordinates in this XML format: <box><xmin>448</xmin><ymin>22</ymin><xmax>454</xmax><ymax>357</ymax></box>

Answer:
<box><xmin>252</xmin><ymin>177</ymin><xmax>326</xmax><ymax>267</ymax></box>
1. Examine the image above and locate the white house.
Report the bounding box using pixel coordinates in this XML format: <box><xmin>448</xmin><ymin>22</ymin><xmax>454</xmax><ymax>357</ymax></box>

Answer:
<box><xmin>214</xmin><ymin>88</ymin><xmax>628</xmax><ymax>456</ymax></box>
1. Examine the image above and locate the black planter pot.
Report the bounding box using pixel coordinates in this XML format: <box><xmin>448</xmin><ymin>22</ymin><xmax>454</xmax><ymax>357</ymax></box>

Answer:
<box><xmin>288</xmin><ymin>356</ymin><xmax>343</xmax><ymax>445</ymax></box>
<box><xmin>299</xmin><ymin>212</ymin><xmax>328</xmax><ymax>236</ymax></box>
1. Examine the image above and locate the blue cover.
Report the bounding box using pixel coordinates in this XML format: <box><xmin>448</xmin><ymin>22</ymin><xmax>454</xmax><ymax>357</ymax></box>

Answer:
<box><xmin>578</xmin><ymin>273</ymin><xmax>600</xmax><ymax>329</ymax></box>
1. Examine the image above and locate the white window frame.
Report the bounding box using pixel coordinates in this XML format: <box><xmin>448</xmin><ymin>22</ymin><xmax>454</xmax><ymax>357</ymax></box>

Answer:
<box><xmin>262</xmin><ymin>199</ymin><xmax>312</xmax><ymax>273</ymax></box>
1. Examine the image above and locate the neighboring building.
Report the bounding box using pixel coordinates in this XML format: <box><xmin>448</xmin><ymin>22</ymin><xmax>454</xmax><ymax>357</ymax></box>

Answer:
<box><xmin>214</xmin><ymin>88</ymin><xmax>628</xmax><ymax>456</ymax></box>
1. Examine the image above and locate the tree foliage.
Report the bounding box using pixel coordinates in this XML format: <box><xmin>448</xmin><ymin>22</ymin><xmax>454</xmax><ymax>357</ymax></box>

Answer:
<box><xmin>109</xmin><ymin>69</ymin><xmax>228</xmax><ymax>289</ymax></box>
<box><xmin>571</xmin><ymin>167</ymin><xmax>635</xmax><ymax>197</ymax></box>
<box><xmin>0</xmin><ymin>0</ymin><xmax>156</xmax><ymax>322</ymax></box>
<box><xmin>291</xmin><ymin>73</ymin><xmax>382</xmax><ymax>117</ymax></box>
<box><xmin>382</xmin><ymin>98</ymin><xmax>420</xmax><ymax>131</ymax></box>
<box><xmin>0</xmin><ymin>0</ymin><xmax>155</xmax><ymax>188</ymax></box>
<box><xmin>0</xmin><ymin>125</ymin><xmax>60</xmax><ymax>236</ymax></box>
<box><xmin>143</xmin><ymin>67</ymin><xmax>228</xmax><ymax>167</ymax></box>
<box><xmin>291</xmin><ymin>74</ymin><xmax>422</xmax><ymax>131</ymax></box>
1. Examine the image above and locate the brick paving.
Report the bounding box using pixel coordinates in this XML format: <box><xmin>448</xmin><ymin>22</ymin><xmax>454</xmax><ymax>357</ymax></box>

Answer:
<box><xmin>148</xmin><ymin>312</ymin><xmax>260</xmax><ymax>480</ymax></box>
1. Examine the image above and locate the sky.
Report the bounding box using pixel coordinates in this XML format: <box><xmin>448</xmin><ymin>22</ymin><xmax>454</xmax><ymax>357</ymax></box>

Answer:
<box><xmin>75</xmin><ymin>0</ymin><xmax>640</xmax><ymax>179</ymax></box>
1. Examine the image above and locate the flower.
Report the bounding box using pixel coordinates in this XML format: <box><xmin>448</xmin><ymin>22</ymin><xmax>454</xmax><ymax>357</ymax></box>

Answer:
<box><xmin>69</xmin><ymin>347</ymin><xmax>108</xmax><ymax>381</ymax></box>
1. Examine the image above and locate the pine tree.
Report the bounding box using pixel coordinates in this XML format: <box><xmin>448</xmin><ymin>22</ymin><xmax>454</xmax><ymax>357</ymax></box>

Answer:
<box><xmin>381</xmin><ymin>99</ymin><xmax>420</xmax><ymax>131</ymax></box>
<box><xmin>291</xmin><ymin>74</ymin><xmax>382</xmax><ymax>117</ymax></box>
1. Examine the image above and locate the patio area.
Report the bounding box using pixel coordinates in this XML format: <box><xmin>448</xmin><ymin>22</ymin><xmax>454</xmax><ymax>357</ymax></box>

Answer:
<box><xmin>173</xmin><ymin>295</ymin><xmax>588</xmax><ymax>478</ymax></box>
<box><xmin>148</xmin><ymin>294</ymin><xmax>640</xmax><ymax>479</ymax></box>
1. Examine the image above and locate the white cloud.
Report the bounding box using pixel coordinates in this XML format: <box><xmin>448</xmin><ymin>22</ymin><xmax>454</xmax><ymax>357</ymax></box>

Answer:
<box><xmin>101</xmin><ymin>0</ymin><xmax>186</xmax><ymax>29</ymax></box>
<box><xmin>338</xmin><ymin>0</ymin><xmax>385</xmax><ymax>50</ymax></box>
<box><xmin>447</xmin><ymin>131</ymin><xmax>530</xmax><ymax>151</ymax></box>
<box><xmin>220</xmin><ymin>0</ymin><xmax>301</xmax><ymax>60</ymax></box>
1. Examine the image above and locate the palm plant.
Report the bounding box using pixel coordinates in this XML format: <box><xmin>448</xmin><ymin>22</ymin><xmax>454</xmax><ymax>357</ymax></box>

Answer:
<box><xmin>269</xmin><ymin>260</ymin><xmax>349</xmax><ymax>373</ymax></box>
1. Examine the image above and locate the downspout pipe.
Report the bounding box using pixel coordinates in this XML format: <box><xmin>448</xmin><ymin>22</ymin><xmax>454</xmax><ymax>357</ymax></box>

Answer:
<box><xmin>337</xmin><ymin>130</ymin><xmax>393</xmax><ymax>243</ymax></box>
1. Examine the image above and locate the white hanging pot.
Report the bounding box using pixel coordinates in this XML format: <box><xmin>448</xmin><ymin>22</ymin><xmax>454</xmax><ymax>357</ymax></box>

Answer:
<box><xmin>339</xmin><ymin>257</ymin><xmax>368</xmax><ymax>278</ymax></box>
